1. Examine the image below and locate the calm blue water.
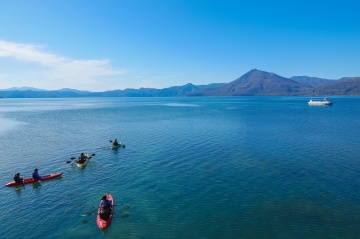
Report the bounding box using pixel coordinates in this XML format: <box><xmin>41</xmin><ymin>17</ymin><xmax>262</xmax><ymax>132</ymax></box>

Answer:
<box><xmin>1</xmin><ymin>97</ymin><xmax>360</xmax><ymax>239</ymax></box>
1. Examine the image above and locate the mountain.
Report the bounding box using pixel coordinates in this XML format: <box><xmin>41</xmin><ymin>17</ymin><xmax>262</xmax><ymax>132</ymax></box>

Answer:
<box><xmin>89</xmin><ymin>83</ymin><xmax>226</xmax><ymax>97</ymax></box>
<box><xmin>311</xmin><ymin>77</ymin><xmax>360</xmax><ymax>95</ymax></box>
<box><xmin>156</xmin><ymin>83</ymin><xmax>225</xmax><ymax>96</ymax></box>
<box><xmin>193</xmin><ymin>69</ymin><xmax>313</xmax><ymax>96</ymax></box>
<box><xmin>290</xmin><ymin>76</ymin><xmax>334</xmax><ymax>86</ymax></box>
<box><xmin>56</xmin><ymin>88</ymin><xmax>91</xmax><ymax>93</ymax></box>
<box><xmin>188</xmin><ymin>70</ymin><xmax>360</xmax><ymax>96</ymax></box>
<box><xmin>0</xmin><ymin>69</ymin><xmax>359</xmax><ymax>97</ymax></box>
<box><xmin>0</xmin><ymin>86</ymin><xmax>46</xmax><ymax>91</ymax></box>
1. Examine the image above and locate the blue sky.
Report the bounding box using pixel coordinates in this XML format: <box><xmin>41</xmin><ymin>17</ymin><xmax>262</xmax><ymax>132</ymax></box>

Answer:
<box><xmin>0</xmin><ymin>0</ymin><xmax>359</xmax><ymax>91</ymax></box>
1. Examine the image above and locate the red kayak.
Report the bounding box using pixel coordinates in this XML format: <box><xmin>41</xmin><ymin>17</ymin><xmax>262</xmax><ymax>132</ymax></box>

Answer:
<box><xmin>96</xmin><ymin>193</ymin><xmax>114</xmax><ymax>230</ymax></box>
<box><xmin>5</xmin><ymin>172</ymin><xmax>63</xmax><ymax>187</ymax></box>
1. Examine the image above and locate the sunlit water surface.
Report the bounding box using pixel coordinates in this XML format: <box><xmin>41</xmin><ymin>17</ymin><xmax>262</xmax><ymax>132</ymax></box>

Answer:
<box><xmin>1</xmin><ymin>97</ymin><xmax>360</xmax><ymax>239</ymax></box>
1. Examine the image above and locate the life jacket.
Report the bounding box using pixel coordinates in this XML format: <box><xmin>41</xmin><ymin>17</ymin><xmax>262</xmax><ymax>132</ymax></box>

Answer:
<box><xmin>14</xmin><ymin>175</ymin><xmax>22</xmax><ymax>183</ymax></box>
<box><xmin>101</xmin><ymin>200</ymin><xmax>112</xmax><ymax>208</ymax></box>
<box><xmin>32</xmin><ymin>172</ymin><xmax>40</xmax><ymax>180</ymax></box>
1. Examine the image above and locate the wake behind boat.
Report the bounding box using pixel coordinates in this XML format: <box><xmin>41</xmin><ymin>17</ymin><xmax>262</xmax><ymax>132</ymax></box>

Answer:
<box><xmin>5</xmin><ymin>172</ymin><xmax>63</xmax><ymax>187</ymax></box>
<box><xmin>308</xmin><ymin>98</ymin><xmax>333</xmax><ymax>106</ymax></box>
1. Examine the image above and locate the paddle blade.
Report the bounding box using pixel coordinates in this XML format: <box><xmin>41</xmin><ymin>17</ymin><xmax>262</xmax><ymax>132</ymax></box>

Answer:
<box><xmin>81</xmin><ymin>212</ymin><xmax>94</xmax><ymax>217</ymax></box>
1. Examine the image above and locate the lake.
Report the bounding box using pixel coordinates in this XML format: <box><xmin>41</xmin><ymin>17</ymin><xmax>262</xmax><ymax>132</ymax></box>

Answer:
<box><xmin>1</xmin><ymin>96</ymin><xmax>360</xmax><ymax>239</ymax></box>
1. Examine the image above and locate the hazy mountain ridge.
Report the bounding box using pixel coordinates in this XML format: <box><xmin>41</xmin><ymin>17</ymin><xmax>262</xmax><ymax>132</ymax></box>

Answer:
<box><xmin>290</xmin><ymin>76</ymin><xmax>334</xmax><ymax>86</ymax></box>
<box><xmin>0</xmin><ymin>69</ymin><xmax>359</xmax><ymax>97</ymax></box>
<box><xmin>1</xmin><ymin>86</ymin><xmax>47</xmax><ymax>91</ymax></box>
<box><xmin>311</xmin><ymin>77</ymin><xmax>360</xmax><ymax>95</ymax></box>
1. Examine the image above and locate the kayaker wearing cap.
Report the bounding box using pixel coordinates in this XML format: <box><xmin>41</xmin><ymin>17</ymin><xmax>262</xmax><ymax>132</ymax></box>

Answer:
<box><xmin>13</xmin><ymin>172</ymin><xmax>24</xmax><ymax>183</ymax></box>
<box><xmin>32</xmin><ymin>168</ymin><xmax>42</xmax><ymax>180</ymax></box>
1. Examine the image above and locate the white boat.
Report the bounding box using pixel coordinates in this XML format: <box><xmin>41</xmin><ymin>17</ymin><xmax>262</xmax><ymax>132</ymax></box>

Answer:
<box><xmin>308</xmin><ymin>98</ymin><xmax>333</xmax><ymax>106</ymax></box>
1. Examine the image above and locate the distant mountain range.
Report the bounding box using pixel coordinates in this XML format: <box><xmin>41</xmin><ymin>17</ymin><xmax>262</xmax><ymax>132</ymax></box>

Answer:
<box><xmin>1</xmin><ymin>86</ymin><xmax>47</xmax><ymax>91</ymax></box>
<box><xmin>1</xmin><ymin>69</ymin><xmax>359</xmax><ymax>98</ymax></box>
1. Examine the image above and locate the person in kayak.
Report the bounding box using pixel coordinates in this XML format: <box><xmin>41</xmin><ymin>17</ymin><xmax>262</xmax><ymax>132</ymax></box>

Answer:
<box><xmin>100</xmin><ymin>205</ymin><xmax>111</xmax><ymax>219</ymax></box>
<box><xmin>13</xmin><ymin>172</ymin><xmax>24</xmax><ymax>183</ymax></box>
<box><xmin>77</xmin><ymin>153</ymin><xmax>87</xmax><ymax>164</ymax></box>
<box><xmin>99</xmin><ymin>195</ymin><xmax>112</xmax><ymax>219</ymax></box>
<box><xmin>32</xmin><ymin>168</ymin><xmax>42</xmax><ymax>180</ymax></box>
<box><xmin>113</xmin><ymin>139</ymin><xmax>120</xmax><ymax>146</ymax></box>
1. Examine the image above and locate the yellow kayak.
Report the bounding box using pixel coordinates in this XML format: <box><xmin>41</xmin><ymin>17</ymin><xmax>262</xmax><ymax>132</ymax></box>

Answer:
<box><xmin>77</xmin><ymin>154</ymin><xmax>90</xmax><ymax>168</ymax></box>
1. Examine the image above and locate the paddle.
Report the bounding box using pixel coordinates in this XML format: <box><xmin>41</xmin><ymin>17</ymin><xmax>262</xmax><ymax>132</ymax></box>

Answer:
<box><xmin>81</xmin><ymin>211</ymin><xmax>128</xmax><ymax>217</ymax></box>
<box><xmin>82</xmin><ymin>204</ymin><xmax>130</xmax><ymax>217</ymax></box>
<box><xmin>67</xmin><ymin>156</ymin><xmax>77</xmax><ymax>163</ymax></box>
<box><xmin>92</xmin><ymin>204</ymin><xmax>124</xmax><ymax>208</ymax></box>
<box><xmin>110</xmin><ymin>140</ymin><xmax>126</xmax><ymax>148</ymax></box>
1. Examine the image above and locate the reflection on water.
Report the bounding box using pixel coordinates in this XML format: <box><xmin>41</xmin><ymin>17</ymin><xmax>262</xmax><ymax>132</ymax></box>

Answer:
<box><xmin>0</xmin><ymin>118</ymin><xmax>26</xmax><ymax>133</ymax></box>
<box><xmin>32</xmin><ymin>182</ymin><xmax>41</xmax><ymax>191</ymax></box>
<box><xmin>14</xmin><ymin>186</ymin><xmax>25</xmax><ymax>197</ymax></box>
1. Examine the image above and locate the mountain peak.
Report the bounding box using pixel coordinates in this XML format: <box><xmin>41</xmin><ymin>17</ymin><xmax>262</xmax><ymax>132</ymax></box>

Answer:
<box><xmin>236</xmin><ymin>69</ymin><xmax>279</xmax><ymax>82</ymax></box>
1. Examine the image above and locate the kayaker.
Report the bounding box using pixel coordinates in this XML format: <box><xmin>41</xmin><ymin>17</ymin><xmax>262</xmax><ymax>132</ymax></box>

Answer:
<box><xmin>13</xmin><ymin>172</ymin><xmax>24</xmax><ymax>183</ymax></box>
<box><xmin>32</xmin><ymin>168</ymin><xmax>42</xmax><ymax>180</ymax></box>
<box><xmin>113</xmin><ymin>139</ymin><xmax>119</xmax><ymax>146</ymax></box>
<box><xmin>100</xmin><ymin>205</ymin><xmax>111</xmax><ymax>219</ymax></box>
<box><xmin>77</xmin><ymin>153</ymin><xmax>86</xmax><ymax>164</ymax></box>
<box><xmin>99</xmin><ymin>195</ymin><xmax>112</xmax><ymax>219</ymax></box>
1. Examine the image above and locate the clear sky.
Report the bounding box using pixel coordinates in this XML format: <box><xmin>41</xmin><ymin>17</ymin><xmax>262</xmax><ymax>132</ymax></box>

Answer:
<box><xmin>0</xmin><ymin>0</ymin><xmax>359</xmax><ymax>91</ymax></box>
